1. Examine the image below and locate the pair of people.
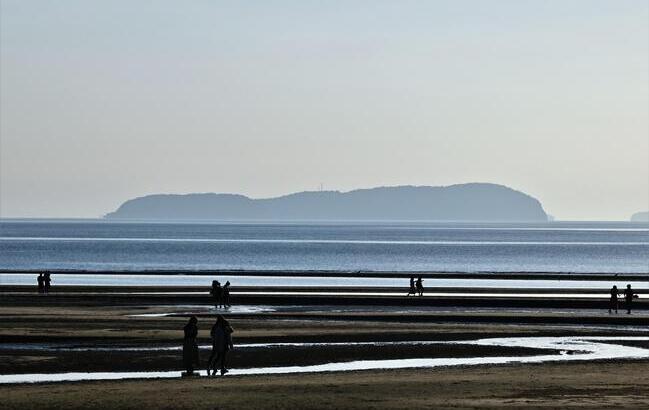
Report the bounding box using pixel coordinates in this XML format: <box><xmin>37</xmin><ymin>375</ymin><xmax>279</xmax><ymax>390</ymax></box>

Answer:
<box><xmin>609</xmin><ymin>284</ymin><xmax>636</xmax><ymax>314</ymax></box>
<box><xmin>210</xmin><ymin>280</ymin><xmax>231</xmax><ymax>308</ymax></box>
<box><xmin>36</xmin><ymin>273</ymin><xmax>52</xmax><ymax>294</ymax></box>
<box><xmin>182</xmin><ymin>315</ymin><xmax>234</xmax><ymax>376</ymax></box>
<box><xmin>407</xmin><ymin>276</ymin><xmax>424</xmax><ymax>296</ymax></box>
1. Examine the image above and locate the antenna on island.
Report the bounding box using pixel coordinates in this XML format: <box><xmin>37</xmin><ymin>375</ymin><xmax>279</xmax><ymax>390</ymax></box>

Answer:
<box><xmin>319</xmin><ymin>182</ymin><xmax>324</xmax><ymax>192</ymax></box>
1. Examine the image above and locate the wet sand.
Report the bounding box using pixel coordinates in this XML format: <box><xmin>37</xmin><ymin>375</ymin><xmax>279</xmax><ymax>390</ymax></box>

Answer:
<box><xmin>3</xmin><ymin>361</ymin><xmax>649</xmax><ymax>409</ymax></box>
<box><xmin>3</xmin><ymin>289</ymin><xmax>649</xmax><ymax>408</ymax></box>
<box><xmin>2</xmin><ymin>285</ymin><xmax>648</xmax><ymax>312</ymax></box>
<box><xmin>0</xmin><ymin>304</ymin><xmax>566</xmax><ymax>374</ymax></box>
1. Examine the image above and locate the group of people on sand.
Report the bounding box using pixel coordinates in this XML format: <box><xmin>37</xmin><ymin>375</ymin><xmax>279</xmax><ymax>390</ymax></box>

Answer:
<box><xmin>36</xmin><ymin>273</ymin><xmax>52</xmax><ymax>293</ymax></box>
<box><xmin>407</xmin><ymin>276</ymin><xmax>424</xmax><ymax>296</ymax></box>
<box><xmin>183</xmin><ymin>315</ymin><xmax>234</xmax><ymax>376</ymax></box>
<box><xmin>609</xmin><ymin>284</ymin><xmax>637</xmax><ymax>314</ymax></box>
<box><xmin>210</xmin><ymin>280</ymin><xmax>231</xmax><ymax>308</ymax></box>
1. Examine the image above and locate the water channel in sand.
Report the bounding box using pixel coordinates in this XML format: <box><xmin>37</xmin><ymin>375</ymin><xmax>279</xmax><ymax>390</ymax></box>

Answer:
<box><xmin>1</xmin><ymin>337</ymin><xmax>648</xmax><ymax>384</ymax></box>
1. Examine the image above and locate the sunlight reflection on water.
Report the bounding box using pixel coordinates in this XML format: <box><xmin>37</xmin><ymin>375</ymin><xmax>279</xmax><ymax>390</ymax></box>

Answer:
<box><xmin>2</xmin><ymin>336</ymin><xmax>648</xmax><ymax>384</ymax></box>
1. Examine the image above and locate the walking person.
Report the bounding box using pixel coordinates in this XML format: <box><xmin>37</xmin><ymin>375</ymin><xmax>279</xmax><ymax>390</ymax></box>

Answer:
<box><xmin>223</xmin><ymin>281</ymin><xmax>231</xmax><ymax>307</ymax></box>
<box><xmin>37</xmin><ymin>273</ymin><xmax>45</xmax><ymax>294</ymax></box>
<box><xmin>416</xmin><ymin>276</ymin><xmax>424</xmax><ymax>297</ymax></box>
<box><xmin>207</xmin><ymin>315</ymin><xmax>234</xmax><ymax>376</ymax></box>
<box><xmin>624</xmin><ymin>284</ymin><xmax>635</xmax><ymax>314</ymax></box>
<box><xmin>609</xmin><ymin>285</ymin><xmax>619</xmax><ymax>314</ymax></box>
<box><xmin>182</xmin><ymin>316</ymin><xmax>199</xmax><ymax>376</ymax></box>
<box><xmin>407</xmin><ymin>277</ymin><xmax>416</xmax><ymax>296</ymax></box>
<box><xmin>44</xmin><ymin>272</ymin><xmax>52</xmax><ymax>293</ymax></box>
<box><xmin>211</xmin><ymin>280</ymin><xmax>223</xmax><ymax>308</ymax></box>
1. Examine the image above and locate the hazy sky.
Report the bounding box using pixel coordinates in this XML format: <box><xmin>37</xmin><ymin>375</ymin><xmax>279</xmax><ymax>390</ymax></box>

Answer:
<box><xmin>1</xmin><ymin>0</ymin><xmax>647</xmax><ymax>220</ymax></box>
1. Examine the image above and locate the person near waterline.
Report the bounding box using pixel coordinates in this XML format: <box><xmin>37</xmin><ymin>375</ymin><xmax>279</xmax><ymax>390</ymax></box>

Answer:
<box><xmin>416</xmin><ymin>277</ymin><xmax>424</xmax><ymax>296</ymax></box>
<box><xmin>182</xmin><ymin>316</ymin><xmax>200</xmax><ymax>375</ymax></box>
<box><xmin>407</xmin><ymin>277</ymin><xmax>416</xmax><ymax>296</ymax></box>
<box><xmin>207</xmin><ymin>317</ymin><xmax>221</xmax><ymax>375</ymax></box>
<box><xmin>609</xmin><ymin>285</ymin><xmax>619</xmax><ymax>314</ymax></box>
<box><xmin>207</xmin><ymin>315</ymin><xmax>234</xmax><ymax>376</ymax></box>
<box><xmin>211</xmin><ymin>280</ymin><xmax>223</xmax><ymax>308</ymax></box>
<box><xmin>223</xmin><ymin>281</ymin><xmax>231</xmax><ymax>307</ymax></box>
<box><xmin>44</xmin><ymin>272</ymin><xmax>52</xmax><ymax>293</ymax></box>
<box><xmin>624</xmin><ymin>284</ymin><xmax>635</xmax><ymax>314</ymax></box>
<box><xmin>37</xmin><ymin>273</ymin><xmax>45</xmax><ymax>294</ymax></box>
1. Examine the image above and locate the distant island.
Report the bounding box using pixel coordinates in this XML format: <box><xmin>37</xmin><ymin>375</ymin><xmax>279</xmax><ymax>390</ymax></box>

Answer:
<box><xmin>631</xmin><ymin>211</ymin><xmax>649</xmax><ymax>222</ymax></box>
<box><xmin>105</xmin><ymin>183</ymin><xmax>548</xmax><ymax>222</ymax></box>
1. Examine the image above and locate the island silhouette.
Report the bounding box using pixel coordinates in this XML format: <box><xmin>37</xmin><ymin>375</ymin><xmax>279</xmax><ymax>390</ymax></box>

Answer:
<box><xmin>105</xmin><ymin>183</ymin><xmax>548</xmax><ymax>222</ymax></box>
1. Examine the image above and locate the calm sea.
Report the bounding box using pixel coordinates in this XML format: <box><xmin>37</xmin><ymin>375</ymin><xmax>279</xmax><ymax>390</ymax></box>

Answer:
<box><xmin>0</xmin><ymin>220</ymin><xmax>647</xmax><ymax>274</ymax></box>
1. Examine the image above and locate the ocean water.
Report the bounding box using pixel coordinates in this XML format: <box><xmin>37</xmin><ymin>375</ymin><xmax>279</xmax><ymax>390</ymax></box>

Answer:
<box><xmin>0</xmin><ymin>220</ymin><xmax>648</xmax><ymax>274</ymax></box>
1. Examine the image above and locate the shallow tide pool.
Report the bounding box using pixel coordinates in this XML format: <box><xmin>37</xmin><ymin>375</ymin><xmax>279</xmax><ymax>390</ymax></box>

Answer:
<box><xmin>1</xmin><ymin>336</ymin><xmax>648</xmax><ymax>384</ymax></box>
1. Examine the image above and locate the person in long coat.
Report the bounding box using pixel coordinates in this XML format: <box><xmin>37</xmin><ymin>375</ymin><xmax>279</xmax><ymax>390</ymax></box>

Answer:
<box><xmin>183</xmin><ymin>316</ymin><xmax>199</xmax><ymax>374</ymax></box>
<box><xmin>207</xmin><ymin>315</ymin><xmax>234</xmax><ymax>376</ymax></box>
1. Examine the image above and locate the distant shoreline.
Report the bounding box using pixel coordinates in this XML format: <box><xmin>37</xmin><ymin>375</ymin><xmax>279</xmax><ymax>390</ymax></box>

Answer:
<box><xmin>2</xmin><ymin>218</ymin><xmax>648</xmax><ymax>225</ymax></box>
<box><xmin>2</xmin><ymin>269</ymin><xmax>648</xmax><ymax>280</ymax></box>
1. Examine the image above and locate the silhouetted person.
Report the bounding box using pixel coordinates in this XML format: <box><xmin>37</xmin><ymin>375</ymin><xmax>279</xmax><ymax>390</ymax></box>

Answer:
<box><xmin>207</xmin><ymin>315</ymin><xmax>233</xmax><ymax>376</ymax></box>
<box><xmin>407</xmin><ymin>277</ymin><xmax>416</xmax><ymax>296</ymax></box>
<box><xmin>624</xmin><ymin>284</ymin><xmax>634</xmax><ymax>314</ymax></box>
<box><xmin>223</xmin><ymin>281</ymin><xmax>231</xmax><ymax>307</ymax></box>
<box><xmin>211</xmin><ymin>280</ymin><xmax>223</xmax><ymax>308</ymax></box>
<box><xmin>182</xmin><ymin>316</ymin><xmax>199</xmax><ymax>375</ymax></box>
<box><xmin>609</xmin><ymin>285</ymin><xmax>619</xmax><ymax>314</ymax></box>
<box><xmin>207</xmin><ymin>318</ymin><xmax>220</xmax><ymax>376</ymax></box>
<box><xmin>44</xmin><ymin>272</ymin><xmax>51</xmax><ymax>293</ymax></box>
<box><xmin>37</xmin><ymin>274</ymin><xmax>44</xmax><ymax>294</ymax></box>
<box><xmin>416</xmin><ymin>277</ymin><xmax>424</xmax><ymax>296</ymax></box>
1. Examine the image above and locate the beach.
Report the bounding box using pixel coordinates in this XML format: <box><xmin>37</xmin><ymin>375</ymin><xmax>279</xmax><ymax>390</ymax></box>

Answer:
<box><xmin>4</xmin><ymin>361</ymin><xmax>649</xmax><ymax>409</ymax></box>
<box><xmin>2</xmin><ymin>281</ymin><xmax>649</xmax><ymax>409</ymax></box>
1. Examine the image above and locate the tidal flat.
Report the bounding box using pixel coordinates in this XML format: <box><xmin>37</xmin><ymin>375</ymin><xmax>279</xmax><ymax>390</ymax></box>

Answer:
<box><xmin>3</xmin><ymin>299</ymin><xmax>649</xmax><ymax>408</ymax></box>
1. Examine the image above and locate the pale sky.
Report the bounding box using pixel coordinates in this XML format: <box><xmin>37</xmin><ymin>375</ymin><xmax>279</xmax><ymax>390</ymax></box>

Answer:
<box><xmin>1</xmin><ymin>0</ymin><xmax>648</xmax><ymax>220</ymax></box>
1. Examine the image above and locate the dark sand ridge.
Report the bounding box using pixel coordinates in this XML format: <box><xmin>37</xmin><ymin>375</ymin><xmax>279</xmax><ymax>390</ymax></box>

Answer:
<box><xmin>2</xmin><ymin>288</ymin><xmax>648</xmax><ymax>312</ymax></box>
<box><xmin>6</xmin><ymin>285</ymin><xmax>647</xmax><ymax>293</ymax></box>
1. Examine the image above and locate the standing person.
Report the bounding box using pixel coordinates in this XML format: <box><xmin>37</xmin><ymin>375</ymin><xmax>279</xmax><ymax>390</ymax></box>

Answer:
<box><xmin>207</xmin><ymin>315</ymin><xmax>234</xmax><ymax>376</ymax></box>
<box><xmin>37</xmin><ymin>273</ymin><xmax>44</xmax><ymax>294</ymax></box>
<box><xmin>44</xmin><ymin>272</ymin><xmax>52</xmax><ymax>293</ymax></box>
<box><xmin>222</xmin><ymin>317</ymin><xmax>234</xmax><ymax>371</ymax></box>
<box><xmin>207</xmin><ymin>317</ymin><xmax>220</xmax><ymax>376</ymax></box>
<box><xmin>609</xmin><ymin>285</ymin><xmax>619</xmax><ymax>314</ymax></box>
<box><xmin>416</xmin><ymin>277</ymin><xmax>424</xmax><ymax>297</ymax></box>
<box><xmin>211</xmin><ymin>281</ymin><xmax>223</xmax><ymax>308</ymax></box>
<box><xmin>182</xmin><ymin>316</ymin><xmax>199</xmax><ymax>375</ymax></box>
<box><xmin>223</xmin><ymin>281</ymin><xmax>231</xmax><ymax>307</ymax></box>
<box><xmin>407</xmin><ymin>277</ymin><xmax>416</xmax><ymax>296</ymax></box>
<box><xmin>624</xmin><ymin>284</ymin><xmax>634</xmax><ymax>314</ymax></box>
